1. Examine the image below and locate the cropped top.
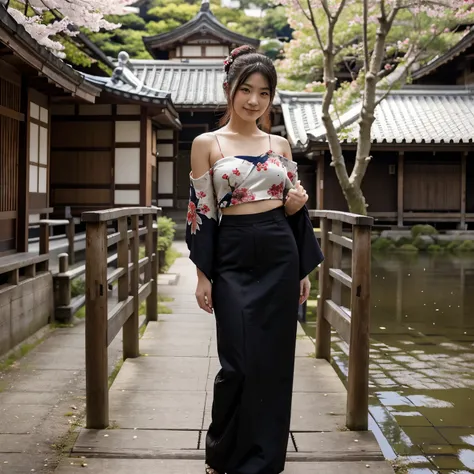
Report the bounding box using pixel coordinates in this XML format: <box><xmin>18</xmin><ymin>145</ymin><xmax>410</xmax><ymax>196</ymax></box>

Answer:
<box><xmin>186</xmin><ymin>134</ymin><xmax>324</xmax><ymax>282</ymax></box>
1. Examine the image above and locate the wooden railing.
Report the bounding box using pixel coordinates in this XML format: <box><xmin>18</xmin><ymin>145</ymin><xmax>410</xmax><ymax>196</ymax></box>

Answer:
<box><xmin>82</xmin><ymin>207</ymin><xmax>160</xmax><ymax>429</ymax></box>
<box><xmin>309</xmin><ymin>210</ymin><xmax>374</xmax><ymax>431</ymax></box>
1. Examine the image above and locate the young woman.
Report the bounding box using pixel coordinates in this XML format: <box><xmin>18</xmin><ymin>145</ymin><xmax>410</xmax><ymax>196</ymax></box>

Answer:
<box><xmin>186</xmin><ymin>45</ymin><xmax>324</xmax><ymax>474</ymax></box>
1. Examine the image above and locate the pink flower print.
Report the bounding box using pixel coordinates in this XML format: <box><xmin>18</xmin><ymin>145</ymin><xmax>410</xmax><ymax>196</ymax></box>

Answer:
<box><xmin>267</xmin><ymin>157</ymin><xmax>282</xmax><ymax>167</ymax></box>
<box><xmin>209</xmin><ymin>169</ymin><xmax>214</xmax><ymax>176</ymax></box>
<box><xmin>199</xmin><ymin>204</ymin><xmax>210</xmax><ymax>215</ymax></box>
<box><xmin>256</xmin><ymin>162</ymin><xmax>268</xmax><ymax>172</ymax></box>
<box><xmin>196</xmin><ymin>191</ymin><xmax>206</xmax><ymax>199</ymax></box>
<box><xmin>222</xmin><ymin>173</ymin><xmax>229</xmax><ymax>180</ymax></box>
<box><xmin>287</xmin><ymin>171</ymin><xmax>295</xmax><ymax>182</ymax></box>
<box><xmin>268</xmin><ymin>182</ymin><xmax>284</xmax><ymax>198</ymax></box>
<box><xmin>232</xmin><ymin>168</ymin><xmax>241</xmax><ymax>176</ymax></box>
<box><xmin>187</xmin><ymin>201</ymin><xmax>202</xmax><ymax>234</ymax></box>
<box><xmin>231</xmin><ymin>188</ymin><xmax>256</xmax><ymax>205</ymax></box>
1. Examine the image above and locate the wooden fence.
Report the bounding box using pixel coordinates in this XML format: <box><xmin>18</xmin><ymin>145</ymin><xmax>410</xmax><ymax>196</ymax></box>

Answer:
<box><xmin>309</xmin><ymin>210</ymin><xmax>374</xmax><ymax>431</ymax></box>
<box><xmin>81</xmin><ymin>207</ymin><xmax>160</xmax><ymax>429</ymax></box>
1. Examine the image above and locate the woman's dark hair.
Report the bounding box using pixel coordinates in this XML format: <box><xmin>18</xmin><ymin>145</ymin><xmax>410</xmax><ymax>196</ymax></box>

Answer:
<box><xmin>219</xmin><ymin>45</ymin><xmax>277</xmax><ymax>132</ymax></box>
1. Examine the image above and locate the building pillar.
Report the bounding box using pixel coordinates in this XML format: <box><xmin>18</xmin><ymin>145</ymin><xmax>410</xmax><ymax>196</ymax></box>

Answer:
<box><xmin>461</xmin><ymin>151</ymin><xmax>467</xmax><ymax>230</ymax></box>
<box><xmin>397</xmin><ymin>152</ymin><xmax>404</xmax><ymax>228</ymax></box>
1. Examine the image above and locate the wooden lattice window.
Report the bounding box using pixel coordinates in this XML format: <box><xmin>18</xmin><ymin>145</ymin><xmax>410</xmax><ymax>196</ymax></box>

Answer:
<box><xmin>0</xmin><ymin>76</ymin><xmax>20</xmax><ymax>214</ymax></box>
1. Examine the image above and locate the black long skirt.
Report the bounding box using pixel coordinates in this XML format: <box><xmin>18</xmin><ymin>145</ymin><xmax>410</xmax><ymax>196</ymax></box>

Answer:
<box><xmin>206</xmin><ymin>206</ymin><xmax>300</xmax><ymax>474</ymax></box>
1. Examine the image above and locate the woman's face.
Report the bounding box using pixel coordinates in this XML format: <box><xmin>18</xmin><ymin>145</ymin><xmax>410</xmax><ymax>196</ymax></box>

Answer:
<box><xmin>231</xmin><ymin>72</ymin><xmax>271</xmax><ymax>123</ymax></box>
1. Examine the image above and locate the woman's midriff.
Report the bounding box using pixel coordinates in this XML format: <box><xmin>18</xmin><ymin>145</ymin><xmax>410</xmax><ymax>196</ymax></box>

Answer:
<box><xmin>220</xmin><ymin>199</ymin><xmax>284</xmax><ymax>216</ymax></box>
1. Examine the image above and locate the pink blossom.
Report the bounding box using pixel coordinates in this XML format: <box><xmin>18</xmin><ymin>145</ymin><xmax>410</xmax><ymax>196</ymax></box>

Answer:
<box><xmin>196</xmin><ymin>191</ymin><xmax>206</xmax><ymax>199</ymax></box>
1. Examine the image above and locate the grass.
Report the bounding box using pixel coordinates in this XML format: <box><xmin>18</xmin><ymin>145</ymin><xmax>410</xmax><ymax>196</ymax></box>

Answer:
<box><xmin>163</xmin><ymin>246</ymin><xmax>181</xmax><ymax>273</ymax></box>
<box><xmin>0</xmin><ymin>338</ymin><xmax>46</xmax><ymax>372</ymax></box>
<box><xmin>108</xmin><ymin>359</ymin><xmax>124</xmax><ymax>388</ymax></box>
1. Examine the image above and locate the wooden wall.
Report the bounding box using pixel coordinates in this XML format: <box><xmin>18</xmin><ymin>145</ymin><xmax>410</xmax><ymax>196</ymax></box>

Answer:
<box><xmin>322</xmin><ymin>151</ymin><xmax>398</xmax><ymax>215</ymax></box>
<box><xmin>0</xmin><ymin>68</ymin><xmax>21</xmax><ymax>255</ymax></box>
<box><xmin>404</xmin><ymin>152</ymin><xmax>461</xmax><ymax>211</ymax></box>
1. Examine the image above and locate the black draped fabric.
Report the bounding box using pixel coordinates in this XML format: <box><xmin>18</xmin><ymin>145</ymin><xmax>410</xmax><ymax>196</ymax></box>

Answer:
<box><xmin>185</xmin><ymin>159</ymin><xmax>324</xmax><ymax>474</ymax></box>
<box><xmin>207</xmin><ymin>207</ymin><xmax>300</xmax><ymax>474</ymax></box>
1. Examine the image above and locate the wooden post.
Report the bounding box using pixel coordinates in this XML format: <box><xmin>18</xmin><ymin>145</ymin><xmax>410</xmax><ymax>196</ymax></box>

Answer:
<box><xmin>85</xmin><ymin>221</ymin><xmax>109</xmax><ymax>429</ymax></box>
<box><xmin>56</xmin><ymin>253</ymin><xmax>71</xmax><ymax>308</ymax></box>
<box><xmin>39</xmin><ymin>222</ymin><xmax>49</xmax><ymax>271</ymax></box>
<box><xmin>123</xmin><ymin>215</ymin><xmax>140</xmax><ymax>359</ymax></box>
<box><xmin>145</xmin><ymin>214</ymin><xmax>157</xmax><ymax>322</ymax></box>
<box><xmin>397</xmin><ymin>152</ymin><xmax>404</xmax><ymax>228</ymax></box>
<box><xmin>346</xmin><ymin>224</ymin><xmax>371</xmax><ymax>431</ymax></box>
<box><xmin>67</xmin><ymin>219</ymin><xmax>75</xmax><ymax>265</ymax></box>
<box><xmin>316</xmin><ymin>217</ymin><xmax>332</xmax><ymax>360</ymax></box>
<box><xmin>117</xmin><ymin>217</ymin><xmax>129</xmax><ymax>304</ymax></box>
<box><xmin>331</xmin><ymin>220</ymin><xmax>343</xmax><ymax>306</ymax></box>
<box><xmin>461</xmin><ymin>151</ymin><xmax>467</xmax><ymax>230</ymax></box>
<box><xmin>317</xmin><ymin>154</ymin><xmax>324</xmax><ymax>210</ymax></box>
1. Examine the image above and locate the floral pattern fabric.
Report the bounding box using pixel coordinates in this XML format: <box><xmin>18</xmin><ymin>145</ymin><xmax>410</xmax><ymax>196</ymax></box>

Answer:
<box><xmin>186</xmin><ymin>152</ymin><xmax>323</xmax><ymax>281</ymax></box>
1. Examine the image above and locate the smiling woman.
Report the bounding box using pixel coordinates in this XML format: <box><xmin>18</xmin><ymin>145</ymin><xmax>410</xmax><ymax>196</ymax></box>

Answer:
<box><xmin>185</xmin><ymin>45</ymin><xmax>324</xmax><ymax>474</ymax></box>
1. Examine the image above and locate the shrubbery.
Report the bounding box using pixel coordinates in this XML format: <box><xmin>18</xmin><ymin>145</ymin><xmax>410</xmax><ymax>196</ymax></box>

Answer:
<box><xmin>157</xmin><ymin>216</ymin><xmax>176</xmax><ymax>252</ymax></box>
<box><xmin>411</xmin><ymin>224</ymin><xmax>438</xmax><ymax>238</ymax></box>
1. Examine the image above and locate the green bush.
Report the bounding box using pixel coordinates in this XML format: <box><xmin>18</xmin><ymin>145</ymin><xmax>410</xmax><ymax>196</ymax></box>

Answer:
<box><xmin>456</xmin><ymin>240</ymin><xmax>474</xmax><ymax>252</ymax></box>
<box><xmin>396</xmin><ymin>244</ymin><xmax>419</xmax><ymax>253</ymax></box>
<box><xmin>411</xmin><ymin>224</ymin><xmax>438</xmax><ymax>238</ymax></box>
<box><xmin>372</xmin><ymin>238</ymin><xmax>395</xmax><ymax>252</ymax></box>
<box><xmin>395</xmin><ymin>237</ymin><xmax>413</xmax><ymax>247</ymax></box>
<box><xmin>71</xmin><ymin>278</ymin><xmax>85</xmax><ymax>297</ymax></box>
<box><xmin>157</xmin><ymin>216</ymin><xmax>176</xmax><ymax>252</ymax></box>
<box><xmin>413</xmin><ymin>235</ymin><xmax>433</xmax><ymax>251</ymax></box>
<box><xmin>446</xmin><ymin>240</ymin><xmax>462</xmax><ymax>251</ymax></box>
<box><xmin>427</xmin><ymin>244</ymin><xmax>444</xmax><ymax>253</ymax></box>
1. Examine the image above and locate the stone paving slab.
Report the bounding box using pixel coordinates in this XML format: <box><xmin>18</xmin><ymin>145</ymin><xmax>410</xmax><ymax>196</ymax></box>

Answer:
<box><xmin>109</xmin><ymin>390</ymin><xmax>206</xmax><ymax>430</ymax></box>
<box><xmin>57</xmin><ymin>458</ymin><xmax>395</xmax><ymax>473</ymax></box>
<box><xmin>111</xmin><ymin>356</ymin><xmax>209</xmax><ymax>392</ymax></box>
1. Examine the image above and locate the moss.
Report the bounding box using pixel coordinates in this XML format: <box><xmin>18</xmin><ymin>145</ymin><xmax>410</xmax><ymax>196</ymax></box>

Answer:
<box><xmin>456</xmin><ymin>240</ymin><xmax>474</xmax><ymax>252</ymax></box>
<box><xmin>108</xmin><ymin>359</ymin><xmax>124</xmax><ymax>388</ymax></box>
<box><xmin>158</xmin><ymin>303</ymin><xmax>173</xmax><ymax>314</ymax></box>
<box><xmin>411</xmin><ymin>224</ymin><xmax>438</xmax><ymax>238</ymax></box>
<box><xmin>372</xmin><ymin>237</ymin><xmax>395</xmax><ymax>252</ymax></box>
<box><xmin>396</xmin><ymin>244</ymin><xmax>419</xmax><ymax>253</ymax></box>
<box><xmin>427</xmin><ymin>244</ymin><xmax>444</xmax><ymax>253</ymax></box>
<box><xmin>163</xmin><ymin>246</ymin><xmax>181</xmax><ymax>273</ymax></box>
<box><xmin>0</xmin><ymin>337</ymin><xmax>46</xmax><ymax>372</ymax></box>
<box><xmin>75</xmin><ymin>306</ymin><xmax>86</xmax><ymax>319</ymax></box>
<box><xmin>159</xmin><ymin>295</ymin><xmax>174</xmax><ymax>303</ymax></box>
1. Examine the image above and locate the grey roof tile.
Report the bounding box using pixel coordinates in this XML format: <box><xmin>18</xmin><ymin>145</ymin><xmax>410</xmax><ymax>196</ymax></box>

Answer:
<box><xmin>283</xmin><ymin>87</ymin><xmax>474</xmax><ymax>147</ymax></box>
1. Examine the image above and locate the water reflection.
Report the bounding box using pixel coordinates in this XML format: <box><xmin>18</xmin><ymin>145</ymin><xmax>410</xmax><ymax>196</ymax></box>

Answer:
<box><xmin>305</xmin><ymin>252</ymin><xmax>474</xmax><ymax>472</ymax></box>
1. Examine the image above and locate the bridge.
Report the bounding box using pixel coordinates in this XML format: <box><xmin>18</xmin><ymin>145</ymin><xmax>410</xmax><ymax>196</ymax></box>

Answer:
<box><xmin>47</xmin><ymin>206</ymin><xmax>394</xmax><ymax>473</ymax></box>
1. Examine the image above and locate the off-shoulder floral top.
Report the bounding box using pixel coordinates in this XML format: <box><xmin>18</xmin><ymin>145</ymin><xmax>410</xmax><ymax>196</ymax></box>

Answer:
<box><xmin>186</xmin><ymin>139</ymin><xmax>324</xmax><ymax>282</ymax></box>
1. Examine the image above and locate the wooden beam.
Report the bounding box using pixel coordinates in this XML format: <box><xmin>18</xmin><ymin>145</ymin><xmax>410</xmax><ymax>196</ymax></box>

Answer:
<box><xmin>461</xmin><ymin>151</ymin><xmax>467</xmax><ymax>230</ymax></box>
<box><xmin>0</xmin><ymin>105</ymin><xmax>24</xmax><ymax>122</ymax></box>
<box><xmin>397</xmin><ymin>152</ymin><xmax>404</xmax><ymax>228</ymax></box>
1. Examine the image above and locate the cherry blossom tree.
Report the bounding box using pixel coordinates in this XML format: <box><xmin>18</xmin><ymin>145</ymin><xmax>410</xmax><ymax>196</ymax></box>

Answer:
<box><xmin>6</xmin><ymin>0</ymin><xmax>135</xmax><ymax>57</ymax></box>
<box><xmin>276</xmin><ymin>0</ymin><xmax>474</xmax><ymax>215</ymax></box>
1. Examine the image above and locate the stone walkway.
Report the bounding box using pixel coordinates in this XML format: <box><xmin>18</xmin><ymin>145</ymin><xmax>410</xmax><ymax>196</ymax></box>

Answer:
<box><xmin>53</xmin><ymin>242</ymin><xmax>394</xmax><ymax>473</ymax></box>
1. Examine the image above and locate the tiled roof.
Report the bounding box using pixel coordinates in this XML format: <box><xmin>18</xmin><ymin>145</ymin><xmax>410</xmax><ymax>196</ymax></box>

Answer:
<box><xmin>143</xmin><ymin>0</ymin><xmax>259</xmax><ymax>57</ymax></box>
<box><xmin>129</xmin><ymin>59</ymin><xmax>282</xmax><ymax>109</ymax></box>
<box><xmin>278</xmin><ymin>91</ymin><xmax>324</xmax><ymax>149</ymax></box>
<box><xmin>283</xmin><ymin>87</ymin><xmax>474</xmax><ymax>147</ymax></box>
<box><xmin>412</xmin><ymin>28</ymin><xmax>474</xmax><ymax>80</ymax></box>
<box><xmin>81</xmin><ymin>54</ymin><xmax>181</xmax><ymax>128</ymax></box>
<box><xmin>130</xmin><ymin>59</ymin><xmax>227</xmax><ymax>107</ymax></box>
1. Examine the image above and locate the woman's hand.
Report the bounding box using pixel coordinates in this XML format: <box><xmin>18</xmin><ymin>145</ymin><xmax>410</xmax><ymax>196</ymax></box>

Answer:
<box><xmin>285</xmin><ymin>180</ymin><xmax>308</xmax><ymax>216</ymax></box>
<box><xmin>299</xmin><ymin>276</ymin><xmax>311</xmax><ymax>305</ymax></box>
<box><xmin>196</xmin><ymin>271</ymin><xmax>213</xmax><ymax>314</ymax></box>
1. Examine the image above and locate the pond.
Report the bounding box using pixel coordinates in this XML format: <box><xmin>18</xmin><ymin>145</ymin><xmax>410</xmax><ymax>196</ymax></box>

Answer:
<box><xmin>304</xmin><ymin>252</ymin><xmax>474</xmax><ymax>473</ymax></box>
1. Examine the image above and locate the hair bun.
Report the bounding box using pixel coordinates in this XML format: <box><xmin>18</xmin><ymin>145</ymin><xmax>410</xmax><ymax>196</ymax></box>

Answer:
<box><xmin>223</xmin><ymin>44</ymin><xmax>257</xmax><ymax>74</ymax></box>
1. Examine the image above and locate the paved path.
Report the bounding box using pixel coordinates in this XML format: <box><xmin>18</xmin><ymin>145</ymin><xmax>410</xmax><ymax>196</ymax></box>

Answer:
<box><xmin>55</xmin><ymin>242</ymin><xmax>394</xmax><ymax>473</ymax></box>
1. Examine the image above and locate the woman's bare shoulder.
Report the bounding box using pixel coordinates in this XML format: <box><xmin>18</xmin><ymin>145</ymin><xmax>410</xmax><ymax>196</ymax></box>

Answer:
<box><xmin>271</xmin><ymin>134</ymin><xmax>293</xmax><ymax>159</ymax></box>
<box><xmin>191</xmin><ymin>133</ymin><xmax>215</xmax><ymax>174</ymax></box>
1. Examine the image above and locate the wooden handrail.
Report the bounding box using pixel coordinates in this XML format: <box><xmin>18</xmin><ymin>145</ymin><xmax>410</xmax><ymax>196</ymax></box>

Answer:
<box><xmin>82</xmin><ymin>206</ymin><xmax>159</xmax><ymax>222</ymax></box>
<box><xmin>310</xmin><ymin>209</ymin><xmax>372</xmax><ymax>431</ymax></box>
<box><xmin>309</xmin><ymin>209</ymin><xmax>374</xmax><ymax>226</ymax></box>
<box><xmin>82</xmin><ymin>206</ymin><xmax>161</xmax><ymax>429</ymax></box>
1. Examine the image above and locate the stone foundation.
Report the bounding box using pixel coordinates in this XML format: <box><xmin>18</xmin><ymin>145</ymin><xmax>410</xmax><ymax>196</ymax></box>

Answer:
<box><xmin>0</xmin><ymin>272</ymin><xmax>53</xmax><ymax>357</ymax></box>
